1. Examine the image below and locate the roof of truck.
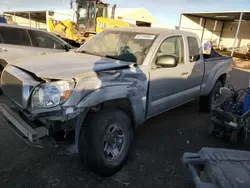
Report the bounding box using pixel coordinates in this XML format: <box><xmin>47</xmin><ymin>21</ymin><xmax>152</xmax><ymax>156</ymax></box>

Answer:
<box><xmin>106</xmin><ymin>27</ymin><xmax>197</xmax><ymax>36</ymax></box>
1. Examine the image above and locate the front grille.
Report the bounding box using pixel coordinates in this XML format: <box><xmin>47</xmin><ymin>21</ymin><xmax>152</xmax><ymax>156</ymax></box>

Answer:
<box><xmin>1</xmin><ymin>70</ymin><xmax>23</xmax><ymax>106</ymax></box>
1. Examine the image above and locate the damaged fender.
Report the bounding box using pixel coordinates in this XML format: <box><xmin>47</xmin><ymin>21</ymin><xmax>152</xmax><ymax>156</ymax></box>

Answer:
<box><xmin>74</xmin><ymin>85</ymin><xmax>146</xmax><ymax>151</ymax></box>
<box><xmin>77</xmin><ymin>85</ymin><xmax>146</xmax><ymax>126</ymax></box>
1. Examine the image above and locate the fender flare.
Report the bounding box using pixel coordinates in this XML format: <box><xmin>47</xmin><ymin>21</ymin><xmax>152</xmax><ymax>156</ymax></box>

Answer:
<box><xmin>77</xmin><ymin>85</ymin><xmax>146</xmax><ymax>126</ymax></box>
<box><xmin>201</xmin><ymin>66</ymin><xmax>228</xmax><ymax>96</ymax></box>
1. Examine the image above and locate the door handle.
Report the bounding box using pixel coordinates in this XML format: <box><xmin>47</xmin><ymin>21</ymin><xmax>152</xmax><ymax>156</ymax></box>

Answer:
<box><xmin>181</xmin><ymin>72</ymin><xmax>188</xmax><ymax>76</ymax></box>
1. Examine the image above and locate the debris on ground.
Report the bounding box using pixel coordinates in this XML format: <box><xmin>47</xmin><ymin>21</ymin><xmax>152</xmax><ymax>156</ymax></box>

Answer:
<box><xmin>176</xmin><ymin>129</ymin><xmax>182</xmax><ymax>134</ymax></box>
<box><xmin>113</xmin><ymin>177</ymin><xmax>130</xmax><ymax>186</ymax></box>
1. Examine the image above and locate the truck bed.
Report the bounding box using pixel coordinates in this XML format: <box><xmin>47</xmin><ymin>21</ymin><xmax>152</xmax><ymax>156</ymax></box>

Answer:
<box><xmin>200</xmin><ymin>49</ymin><xmax>233</xmax><ymax>95</ymax></box>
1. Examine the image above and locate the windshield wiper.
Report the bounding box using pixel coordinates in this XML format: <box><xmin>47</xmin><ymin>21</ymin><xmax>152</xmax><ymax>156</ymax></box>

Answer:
<box><xmin>77</xmin><ymin>50</ymin><xmax>99</xmax><ymax>56</ymax></box>
<box><xmin>105</xmin><ymin>55</ymin><xmax>121</xmax><ymax>60</ymax></box>
<box><xmin>63</xmin><ymin>44</ymin><xmax>72</xmax><ymax>52</ymax></box>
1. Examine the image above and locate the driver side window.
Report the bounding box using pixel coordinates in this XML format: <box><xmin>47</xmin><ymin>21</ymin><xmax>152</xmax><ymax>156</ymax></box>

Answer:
<box><xmin>157</xmin><ymin>36</ymin><xmax>184</xmax><ymax>65</ymax></box>
<box><xmin>29</xmin><ymin>30</ymin><xmax>64</xmax><ymax>49</ymax></box>
<box><xmin>88</xmin><ymin>2</ymin><xmax>95</xmax><ymax>19</ymax></box>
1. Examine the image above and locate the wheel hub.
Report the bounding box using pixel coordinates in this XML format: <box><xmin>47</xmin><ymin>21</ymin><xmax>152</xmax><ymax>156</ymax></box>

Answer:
<box><xmin>103</xmin><ymin>124</ymin><xmax>125</xmax><ymax>161</ymax></box>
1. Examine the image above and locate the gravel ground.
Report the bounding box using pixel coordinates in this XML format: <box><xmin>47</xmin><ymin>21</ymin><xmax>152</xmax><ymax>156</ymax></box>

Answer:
<box><xmin>0</xmin><ymin>68</ymin><xmax>249</xmax><ymax>188</ymax></box>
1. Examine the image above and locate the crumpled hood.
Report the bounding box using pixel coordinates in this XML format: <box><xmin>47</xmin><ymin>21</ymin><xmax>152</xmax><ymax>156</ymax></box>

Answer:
<box><xmin>12</xmin><ymin>52</ymin><xmax>134</xmax><ymax>79</ymax></box>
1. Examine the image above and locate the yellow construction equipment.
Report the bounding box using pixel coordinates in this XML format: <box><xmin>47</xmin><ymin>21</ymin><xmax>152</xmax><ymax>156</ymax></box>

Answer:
<box><xmin>48</xmin><ymin>0</ymin><xmax>133</xmax><ymax>46</ymax></box>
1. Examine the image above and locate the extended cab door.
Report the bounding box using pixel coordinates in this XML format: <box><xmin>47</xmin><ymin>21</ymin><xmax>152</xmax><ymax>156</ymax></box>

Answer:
<box><xmin>186</xmin><ymin>36</ymin><xmax>204</xmax><ymax>91</ymax></box>
<box><xmin>147</xmin><ymin>35</ymin><xmax>203</xmax><ymax>117</ymax></box>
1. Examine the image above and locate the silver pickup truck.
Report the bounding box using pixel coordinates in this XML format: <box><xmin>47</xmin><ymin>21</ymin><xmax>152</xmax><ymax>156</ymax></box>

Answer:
<box><xmin>0</xmin><ymin>27</ymin><xmax>233</xmax><ymax>176</ymax></box>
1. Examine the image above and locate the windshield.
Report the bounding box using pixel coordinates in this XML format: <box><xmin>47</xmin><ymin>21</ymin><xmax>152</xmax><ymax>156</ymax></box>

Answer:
<box><xmin>78</xmin><ymin>30</ymin><xmax>157</xmax><ymax>64</ymax></box>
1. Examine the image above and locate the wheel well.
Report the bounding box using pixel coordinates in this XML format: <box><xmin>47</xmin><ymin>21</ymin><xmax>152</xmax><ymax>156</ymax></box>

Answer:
<box><xmin>0</xmin><ymin>59</ymin><xmax>7</xmax><ymax>70</ymax></box>
<box><xmin>85</xmin><ymin>98</ymin><xmax>135</xmax><ymax>128</ymax></box>
<box><xmin>218</xmin><ymin>73</ymin><xmax>227</xmax><ymax>86</ymax></box>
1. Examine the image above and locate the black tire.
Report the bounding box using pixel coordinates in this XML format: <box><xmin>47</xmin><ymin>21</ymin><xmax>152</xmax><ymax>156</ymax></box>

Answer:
<box><xmin>79</xmin><ymin>108</ymin><xmax>133</xmax><ymax>176</ymax></box>
<box><xmin>199</xmin><ymin>80</ymin><xmax>223</xmax><ymax>112</ymax></box>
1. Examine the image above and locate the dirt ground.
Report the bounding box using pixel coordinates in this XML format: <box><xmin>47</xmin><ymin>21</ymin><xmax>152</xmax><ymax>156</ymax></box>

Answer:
<box><xmin>0</xmin><ymin>68</ymin><xmax>250</xmax><ymax>188</ymax></box>
<box><xmin>216</xmin><ymin>49</ymin><xmax>250</xmax><ymax>69</ymax></box>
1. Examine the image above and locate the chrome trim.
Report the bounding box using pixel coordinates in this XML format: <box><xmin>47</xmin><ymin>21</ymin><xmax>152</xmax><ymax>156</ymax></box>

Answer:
<box><xmin>1</xmin><ymin>66</ymin><xmax>40</xmax><ymax>109</ymax></box>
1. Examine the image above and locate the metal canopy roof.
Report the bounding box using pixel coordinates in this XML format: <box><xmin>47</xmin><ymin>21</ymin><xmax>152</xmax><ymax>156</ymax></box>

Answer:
<box><xmin>3</xmin><ymin>11</ymin><xmax>47</xmax><ymax>23</ymax></box>
<box><xmin>121</xmin><ymin>8</ymin><xmax>158</xmax><ymax>23</ymax></box>
<box><xmin>182</xmin><ymin>11</ymin><xmax>250</xmax><ymax>21</ymax></box>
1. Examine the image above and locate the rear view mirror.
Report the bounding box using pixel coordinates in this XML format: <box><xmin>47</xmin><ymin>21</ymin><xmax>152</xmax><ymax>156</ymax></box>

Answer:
<box><xmin>156</xmin><ymin>55</ymin><xmax>178</xmax><ymax>68</ymax></box>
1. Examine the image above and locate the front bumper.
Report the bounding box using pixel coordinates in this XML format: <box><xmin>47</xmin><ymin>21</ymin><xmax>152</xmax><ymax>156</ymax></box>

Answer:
<box><xmin>0</xmin><ymin>103</ymin><xmax>49</xmax><ymax>143</ymax></box>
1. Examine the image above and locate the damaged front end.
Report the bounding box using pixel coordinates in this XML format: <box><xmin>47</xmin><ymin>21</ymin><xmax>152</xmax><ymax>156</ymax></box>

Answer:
<box><xmin>0</xmin><ymin>65</ymin><xmax>84</xmax><ymax>147</ymax></box>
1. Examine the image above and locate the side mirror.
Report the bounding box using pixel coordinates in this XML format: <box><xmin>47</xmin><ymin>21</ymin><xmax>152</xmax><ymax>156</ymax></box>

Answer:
<box><xmin>64</xmin><ymin>44</ymin><xmax>71</xmax><ymax>52</ymax></box>
<box><xmin>156</xmin><ymin>55</ymin><xmax>178</xmax><ymax>68</ymax></box>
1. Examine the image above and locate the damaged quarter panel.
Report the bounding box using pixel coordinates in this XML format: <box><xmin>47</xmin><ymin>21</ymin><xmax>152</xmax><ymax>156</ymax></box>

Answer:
<box><xmin>70</xmin><ymin>65</ymin><xmax>149</xmax><ymax>126</ymax></box>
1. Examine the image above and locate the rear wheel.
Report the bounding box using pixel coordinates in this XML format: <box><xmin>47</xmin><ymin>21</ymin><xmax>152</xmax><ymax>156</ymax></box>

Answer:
<box><xmin>199</xmin><ymin>80</ymin><xmax>223</xmax><ymax>112</ymax></box>
<box><xmin>79</xmin><ymin>108</ymin><xmax>133</xmax><ymax>176</ymax></box>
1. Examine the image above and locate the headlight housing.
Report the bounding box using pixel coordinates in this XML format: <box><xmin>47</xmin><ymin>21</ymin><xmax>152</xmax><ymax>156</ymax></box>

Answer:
<box><xmin>31</xmin><ymin>80</ymin><xmax>75</xmax><ymax>109</ymax></box>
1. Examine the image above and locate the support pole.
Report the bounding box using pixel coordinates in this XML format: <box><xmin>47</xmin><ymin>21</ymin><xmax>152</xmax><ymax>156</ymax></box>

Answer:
<box><xmin>200</xmin><ymin>18</ymin><xmax>207</xmax><ymax>45</ymax></box>
<box><xmin>218</xmin><ymin>21</ymin><xmax>225</xmax><ymax>47</ymax></box>
<box><xmin>210</xmin><ymin>20</ymin><xmax>217</xmax><ymax>41</ymax></box>
<box><xmin>199</xmin><ymin>17</ymin><xmax>203</xmax><ymax>26</ymax></box>
<box><xmin>231</xmin><ymin>12</ymin><xmax>243</xmax><ymax>56</ymax></box>
<box><xmin>178</xmin><ymin>14</ymin><xmax>182</xmax><ymax>30</ymax></box>
<box><xmin>28</xmin><ymin>12</ymin><xmax>31</xmax><ymax>27</ymax></box>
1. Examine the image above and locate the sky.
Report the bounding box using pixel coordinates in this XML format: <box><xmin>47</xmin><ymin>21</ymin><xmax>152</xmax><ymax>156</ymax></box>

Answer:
<box><xmin>1</xmin><ymin>0</ymin><xmax>250</xmax><ymax>27</ymax></box>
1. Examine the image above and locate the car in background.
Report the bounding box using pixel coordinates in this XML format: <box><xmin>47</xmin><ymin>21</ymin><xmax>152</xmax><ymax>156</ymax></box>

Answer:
<box><xmin>0</xmin><ymin>23</ymin><xmax>73</xmax><ymax>74</ymax></box>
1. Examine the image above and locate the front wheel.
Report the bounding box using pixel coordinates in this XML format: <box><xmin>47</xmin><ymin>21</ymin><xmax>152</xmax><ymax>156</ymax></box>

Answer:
<box><xmin>79</xmin><ymin>108</ymin><xmax>133</xmax><ymax>176</ymax></box>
